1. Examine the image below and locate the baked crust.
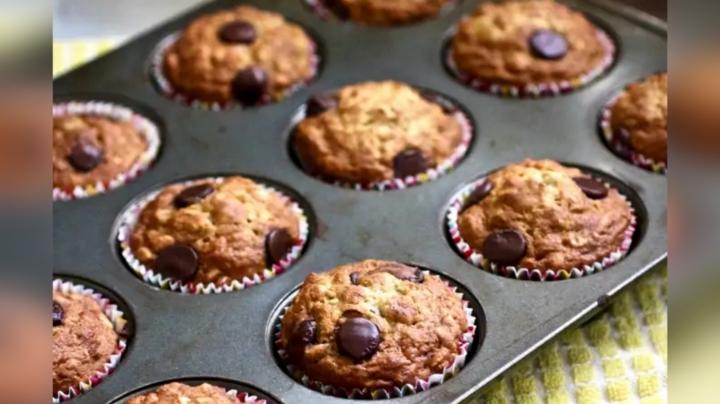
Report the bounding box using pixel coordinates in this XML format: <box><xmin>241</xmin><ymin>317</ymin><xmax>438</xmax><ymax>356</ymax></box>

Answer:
<box><xmin>279</xmin><ymin>259</ymin><xmax>468</xmax><ymax>390</ymax></box>
<box><xmin>293</xmin><ymin>81</ymin><xmax>464</xmax><ymax>184</ymax></box>
<box><xmin>458</xmin><ymin>160</ymin><xmax>632</xmax><ymax>272</ymax></box>
<box><xmin>127</xmin><ymin>382</ymin><xmax>240</xmax><ymax>403</ymax></box>
<box><xmin>339</xmin><ymin>0</ymin><xmax>452</xmax><ymax>25</ymax></box>
<box><xmin>129</xmin><ymin>176</ymin><xmax>300</xmax><ymax>283</ymax></box>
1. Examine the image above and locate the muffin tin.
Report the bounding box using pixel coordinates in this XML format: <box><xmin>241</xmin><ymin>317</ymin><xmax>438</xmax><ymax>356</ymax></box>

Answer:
<box><xmin>53</xmin><ymin>0</ymin><xmax>666</xmax><ymax>403</ymax></box>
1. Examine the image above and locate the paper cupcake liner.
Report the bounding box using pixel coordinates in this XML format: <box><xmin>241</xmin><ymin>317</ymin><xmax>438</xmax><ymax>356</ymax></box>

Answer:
<box><xmin>600</xmin><ymin>90</ymin><xmax>667</xmax><ymax>174</ymax></box>
<box><xmin>446</xmin><ymin>176</ymin><xmax>637</xmax><ymax>281</ymax></box>
<box><xmin>53</xmin><ymin>101</ymin><xmax>161</xmax><ymax>201</ymax></box>
<box><xmin>148</xmin><ymin>32</ymin><xmax>320</xmax><ymax>111</ymax></box>
<box><xmin>273</xmin><ymin>272</ymin><xmax>477</xmax><ymax>399</ymax></box>
<box><xmin>445</xmin><ymin>29</ymin><xmax>616</xmax><ymax>98</ymax></box>
<box><xmin>117</xmin><ymin>177</ymin><xmax>310</xmax><ymax>294</ymax></box>
<box><xmin>52</xmin><ymin>279</ymin><xmax>129</xmax><ymax>402</ymax></box>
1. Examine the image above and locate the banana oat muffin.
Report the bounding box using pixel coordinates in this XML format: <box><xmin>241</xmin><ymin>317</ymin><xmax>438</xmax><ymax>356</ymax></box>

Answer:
<box><xmin>129</xmin><ymin>176</ymin><xmax>301</xmax><ymax>284</ymax></box>
<box><xmin>53</xmin><ymin>114</ymin><xmax>148</xmax><ymax>191</ymax></box>
<box><xmin>127</xmin><ymin>383</ymin><xmax>240</xmax><ymax>404</ymax></box>
<box><xmin>162</xmin><ymin>5</ymin><xmax>316</xmax><ymax>105</ymax></box>
<box><xmin>278</xmin><ymin>259</ymin><xmax>468</xmax><ymax>391</ymax></box>
<box><xmin>53</xmin><ymin>290</ymin><xmax>119</xmax><ymax>394</ymax></box>
<box><xmin>608</xmin><ymin>73</ymin><xmax>668</xmax><ymax>164</ymax></box>
<box><xmin>293</xmin><ymin>81</ymin><xmax>467</xmax><ymax>185</ymax></box>
<box><xmin>316</xmin><ymin>0</ymin><xmax>453</xmax><ymax>26</ymax></box>
<box><xmin>457</xmin><ymin>160</ymin><xmax>633</xmax><ymax>272</ymax></box>
<box><xmin>451</xmin><ymin>0</ymin><xmax>612</xmax><ymax>90</ymax></box>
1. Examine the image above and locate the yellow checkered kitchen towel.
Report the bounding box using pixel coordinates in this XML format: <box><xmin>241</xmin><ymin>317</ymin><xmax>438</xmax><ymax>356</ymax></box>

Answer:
<box><xmin>53</xmin><ymin>40</ymin><xmax>668</xmax><ymax>404</ymax></box>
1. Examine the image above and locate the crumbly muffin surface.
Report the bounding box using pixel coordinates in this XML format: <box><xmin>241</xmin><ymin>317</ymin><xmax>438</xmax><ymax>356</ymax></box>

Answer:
<box><xmin>458</xmin><ymin>160</ymin><xmax>632</xmax><ymax>272</ymax></box>
<box><xmin>336</xmin><ymin>0</ymin><xmax>452</xmax><ymax>25</ymax></box>
<box><xmin>279</xmin><ymin>259</ymin><xmax>468</xmax><ymax>390</ymax></box>
<box><xmin>126</xmin><ymin>382</ymin><xmax>240</xmax><ymax>404</ymax></box>
<box><xmin>53</xmin><ymin>115</ymin><xmax>148</xmax><ymax>190</ymax></box>
<box><xmin>610</xmin><ymin>73</ymin><xmax>668</xmax><ymax>163</ymax></box>
<box><xmin>451</xmin><ymin>0</ymin><xmax>609</xmax><ymax>85</ymax></box>
<box><xmin>163</xmin><ymin>5</ymin><xmax>315</xmax><ymax>103</ymax></box>
<box><xmin>130</xmin><ymin>176</ymin><xmax>300</xmax><ymax>284</ymax></box>
<box><xmin>293</xmin><ymin>81</ymin><xmax>464</xmax><ymax>184</ymax></box>
<box><xmin>53</xmin><ymin>291</ymin><xmax>118</xmax><ymax>393</ymax></box>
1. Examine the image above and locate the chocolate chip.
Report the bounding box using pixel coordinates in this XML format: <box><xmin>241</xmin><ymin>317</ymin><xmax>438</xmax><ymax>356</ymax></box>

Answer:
<box><xmin>68</xmin><ymin>138</ymin><xmax>103</xmax><ymax>172</ymax></box>
<box><xmin>52</xmin><ymin>301</ymin><xmax>63</xmax><ymax>327</ymax></box>
<box><xmin>336</xmin><ymin>317</ymin><xmax>380</xmax><ymax>361</ymax></box>
<box><xmin>173</xmin><ymin>184</ymin><xmax>214</xmax><ymax>209</ymax></box>
<box><xmin>529</xmin><ymin>30</ymin><xmax>568</xmax><ymax>60</ymax></box>
<box><xmin>265</xmin><ymin>229</ymin><xmax>295</xmax><ymax>266</ymax></box>
<box><xmin>464</xmin><ymin>180</ymin><xmax>494</xmax><ymax>209</ymax></box>
<box><xmin>218</xmin><ymin>20</ymin><xmax>256</xmax><ymax>44</ymax></box>
<box><xmin>349</xmin><ymin>272</ymin><xmax>361</xmax><ymax>285</ymax></box>
<box><xmin>324</xmin><ymin>0</ymin><xmax>350</xmax><ymax>19</ymax></box>
<box><xmin>419</xmin><ymin>90</ymin><xmax>457</xmax><ymax>114</ymax></box>
<box><xmin>292</xmin><ymin>319</ymin><xmax>318</xmax><ymax>344</ymax></box>
<box><xmin>155</xmin><ymin>244</ymin><xmax>199</xmax><ymax>281</ymax></box>
<box><xmin>232</xmin><ymin>67</ymin><xmax>268</xmax><ymax>105</ymax></box>
<box><xmin>482</xmin><ymin>229</ymin><xmax>527</xmax><ymax>266</ymax></box>
<box><xmin>393</xmin><ymin>148</ymin><xmax>430</xmax><ymax>178</ymax></box>
<box><xmin>373</xmin><ymin>264</ymin><xmax>424</xmax><ymax>283</ymax></box>
<box><xmin>573</xmin><ymin>177</ymin><xmax>608</xmax><ymax>199</ymax></box>
<box><xmin>305</xmin><ymin>93</ymin><xmax>337</xmax><ymax>117</ymax></box>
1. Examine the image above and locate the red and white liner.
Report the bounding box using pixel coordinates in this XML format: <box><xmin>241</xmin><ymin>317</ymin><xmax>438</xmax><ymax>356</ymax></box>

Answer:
<box><xmin>148</xmin><ymin>32</ymin><xmax>320</xmax><ymax>111</ymax></box>
<box><xmin>446</xmin><ymin>29</ymin><xmax>616</xmax><ymax>98</ymax></box>
<box><xmin>53</xmin><ymin>279</ymin><xmax>129</xmax><ymax>403</ymax></box>
<box><xmin>446</xmin><ymin>176</ymin><xmax>637</xmax><ymax>281</ymax></box>
<box><xmin>274</xmin><ymin>272</ymin><xmax>477</xmax><ymax>399</ymax></box>
<box><xmin>53</xmin><ymin>101</ymin><xmax>161</xmax><ymax>201</ymax></box>
<box><xmin>600</xmin><ymin>90</ymin><xmax>667</xmax><ymax>174</ymax></box>
<box><xmin>117</xmin><ymin>177</ymin><xmax>310</xmax><ymax>294</ymax></box>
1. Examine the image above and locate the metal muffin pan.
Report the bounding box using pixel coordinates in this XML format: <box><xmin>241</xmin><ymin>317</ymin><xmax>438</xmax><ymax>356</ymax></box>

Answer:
<box><xmin>53</xmin><ymin>0</ymin><xmax>667</xmax><ymax>402</ymax></box>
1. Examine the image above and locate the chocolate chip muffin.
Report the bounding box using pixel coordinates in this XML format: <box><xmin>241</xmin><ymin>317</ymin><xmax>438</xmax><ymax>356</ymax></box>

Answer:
<box><xmin>457</xmin><ymin>160</ymin><xmax>633</xmax><ymax>273</ymax></box>
<box><xmin>127</xmin><ymin>383</ymin><xmax>240</xmax><ymax>404</ymax></box>
<box><xmin>293</xmin><ymin>81</ymin><xmax>468</xmax><ymax>186</ymax></box>
<box><xmin>278</xmin><ymin>260</ymin><xmax>469</xmax><ymax>391</ymax></box>
<box><xmin>128</xmin><ymin>176</ymin><xmax>302</xmax><ymax>284</ymax></box>
<box><xmin>451</xmin><ymin>0</ymin><xmax>612</xmax><ymax>90</ymax></box>
<box><xmin>53</xmin><ymin>290</ymin><xmax>119</xmax><ymax>394</ymax></box>
<box><xmin>53</xmin><ymin>114</ymin><xmax>148</xmax><ymax>191</ymax></box>
<box><xmin>162</xmin><ymin>5</ymin><xmax>316</xmax><ymax>105</ymax></box>
<box><xmin>608</xmin><ymin>73</ymin><xmax>668</xmax><ymax>164</ymax></box>
<box><xmin>316</xmin><ymin>0</ymin><xmax>453</xmax><ymax>26</ymax></box>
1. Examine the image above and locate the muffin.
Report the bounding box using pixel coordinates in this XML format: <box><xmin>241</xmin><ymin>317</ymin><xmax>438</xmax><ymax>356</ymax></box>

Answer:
<box><xmin>293</xmin><ymin>81</ymin><xmax>470</xmax><ymax>187</ymax></box>
<box><xmin>450</xmin><ymin>0</ymin><xmax>614</xmax><ymax>95</ymax></box>
<box><xmin>312</xmin><ymin>0</ymin><xmax>453</xmax><ymax>26</ymax></box>
<box><xmin>453</xmin><ymin>160</ymin><xmax>634</xmax><ymax>276</ymax></box>
<box><xmin>160</xmin><ymin>5</ymin><xmax>317</xmax><ymax>106</ymax></box>
<box><xmin>604</xmin><ymin>73</ymin><xmax>668</xmax><ymax>168</ymax></box>
<box><xmin>53</xmin><ymin>289</ymin><xmax>119</xmax><ymax>395</ymax></box>
<box><xmin>127</xmin><ymin>176</ymin><xmax>306</xmax><ymax>286</ymax></box>
<box><xmin>126</xmin><ymin>383</ymin><xmax>241</xmax><ymax>404</ymax></box>
<box><xmin>278</xmin><ymin>259</ymin><xmax>471</xmax><ymax>393</ymax></box>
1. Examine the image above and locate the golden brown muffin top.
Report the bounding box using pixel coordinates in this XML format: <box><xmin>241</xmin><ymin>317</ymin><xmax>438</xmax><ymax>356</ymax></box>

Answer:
<box><xmin>163</xmin><ymin>5</ymin><xmax>315</xmax><ymax>103</ymax></box>
<box><xmin>53</xmin><ymin>115</ymin><xmax>148</xmax><ymax>190</ymax></box>
<box><xmin>337</xmin><ymin>0</ymin><xmax>452</xmax><ymax>26</ymax></box>
<box><xmin>126</xmin><ymin>382</ymin><xmax>240</xmax><ymax>404</ymax></box>
<box><xmin>610</xmin><ymin>73</ymin><xmax>668</xmax><ymax>163</ymax></box>
<box><xmin>53</xmin><ymin>291</ymin><xmax>118</xmax><ymax>394</ymax></box>
<box><xmin>451</xmin><ymin>0</ymin><xmax>609</xmax><ymax>85</ymax></box>
<box><xmin>279</xmin><ymin>260</ymin><xmax>468</xmax><ymax>390</ymax></box>
<box><xmin>458</xmin><ymin>160</ymin><xmax>632</xmax><ymax>272</ymax></box>
<box><xmin>130</xmin><ymin>177</ymin><xmax>300</xmax><ymax>284</ymax></box>
<box><xmin>293</xmin><ymin>81</ymin><xmax>464</xmax><ymax>184</ymax></box>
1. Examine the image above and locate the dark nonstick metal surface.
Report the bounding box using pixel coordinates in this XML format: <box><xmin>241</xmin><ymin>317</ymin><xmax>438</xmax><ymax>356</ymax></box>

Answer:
<box><xmin>53</xmin><ymin>0</ymin><xmax>667</xmax><ymax>403</ymax></box>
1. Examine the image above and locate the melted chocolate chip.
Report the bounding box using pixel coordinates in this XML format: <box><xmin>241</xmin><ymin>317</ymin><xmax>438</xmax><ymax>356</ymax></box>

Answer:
<box><xmin>482</xmin><ymin>229</ymin><xmax>527</xmax><ymax>266</ymax></box>
<box><xmin>464</xmin><ymin>180</ymin><xmax>494</xmax><ymax>209</ymax></box>
<box><xmin>218</xmin><ymin>20</ymin><xmax>256</xmax><ymax>44</ymax></box>
<box><xmin>292</xmin><ymin>319</ymin><xmax>318</xmax><ymax>344</ymax></box>
<box><xmin>305</xmin><ymin>93</ymin><xmax>338</xmax><ymax>117</ymax></box>
<box><xmin>232</xmin><ymin>67</ymin><xmax>268</xmax><ymax>105</ymax></box>
<box><xmin>419</xmin><ymin>90</ymin><xmax>457</xmax><ymax>114</ymax></box>
<box><xmin>173</xmin><ymin>184</ymin><xmax>214</xmax><ymax>209</ymax></box>
<box><xmin>336</xmin><ymin>317</ymin><xmax>380</xmax><ymax>361</ymax></box>
<box><xmin>68</xmin><ymin>138</ymin><xmax>103</xmax><ymax>172</ymax></box>
<box><xmin>393</xmin><ymin>148</ymin><xmax>430</xmax><ymax>178</ymax></box>
<box><xmin>155</xmin><ymin>244</ymin><xmax>199</xmax><ymax>281</ymax></box>
<box><xmin>52</xmin><ymin>301</ymin><xmax>63</xmax><ymax>327</ymax></box>
<box><xmin>529</xmin><ymin>30</ymin><xmax>568</xmax><ymax>60</ymax></box>
<box><xmin>573</xmin><ymin>177</ymin><xmax>609</xmax><ymax>199</ymax></box>
<box><xmin>349</xmin><ymin>271</ymin><xmax>361</xmax><ymax>285</ymax></box>
<box><xmin>265</xmin><ymin>229</ymin><xmax>295</xmax><ymax>266</ymax></box>
<box><xmin>373</xmin><ymin>264</ymin><xmax>424</xmax><ymax>283</ymax></box>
